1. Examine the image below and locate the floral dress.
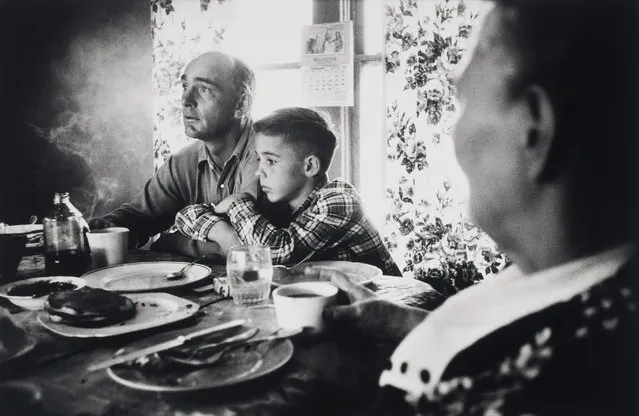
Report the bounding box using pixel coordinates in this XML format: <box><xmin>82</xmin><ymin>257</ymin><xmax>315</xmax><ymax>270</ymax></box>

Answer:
<box><xmin>376</xmin><ymin>256</ymin><xmax>637</xmax><ymax>416</ymax></box>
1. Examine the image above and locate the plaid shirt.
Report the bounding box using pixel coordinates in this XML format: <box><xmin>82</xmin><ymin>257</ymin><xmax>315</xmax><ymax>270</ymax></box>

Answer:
<box><xmin>176</xmin><ymin>178</ymin><xmax>401</xmax><ymax>276</ymax></box>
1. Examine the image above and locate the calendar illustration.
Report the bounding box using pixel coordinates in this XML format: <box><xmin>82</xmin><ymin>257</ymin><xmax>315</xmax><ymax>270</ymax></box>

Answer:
<box><xmin>301</xmin><ymin>21</ymin><xmax>354</xmax><ymax>107</ymax></box>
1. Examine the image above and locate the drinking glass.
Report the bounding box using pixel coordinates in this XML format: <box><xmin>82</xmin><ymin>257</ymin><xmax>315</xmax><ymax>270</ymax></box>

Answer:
<box><xmin>226</xmin><ymin>245</ymin><xmax>273</xmax><ymax>306</ymax></box>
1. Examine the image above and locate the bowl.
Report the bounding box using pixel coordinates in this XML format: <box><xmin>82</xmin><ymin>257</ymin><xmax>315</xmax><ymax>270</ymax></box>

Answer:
<box><xmin>0</xmin><ymin>276</ymin><xmax>87</xmax><ymax>310</ymax></box>
<box><xmin>0</xmin><ymin>234</ymin><xmax>27</xmax><ymax>283</ymax></box>
<box><xmin>0</xmin><ymin>381</ymin><xmax>43</xmax><ymax>416</ymax></box>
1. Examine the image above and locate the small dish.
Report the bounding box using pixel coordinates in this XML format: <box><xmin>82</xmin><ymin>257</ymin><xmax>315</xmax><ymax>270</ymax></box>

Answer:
<box><xmin>0</xmin><ymin>276</ymin><xmax>86</xmax><ymax>310</ymax></box>
<box><xmin>271</xmin><ymin>261</ymin><xmax>382</xmax><ymax>287</ymax></box>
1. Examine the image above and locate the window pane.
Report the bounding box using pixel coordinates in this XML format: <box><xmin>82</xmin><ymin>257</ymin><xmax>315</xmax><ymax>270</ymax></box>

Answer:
<box><xmin>222</xmin><ymin>0</ymin><xmax>313</xmax><ymax>65</ymax></box>
<box><xmin>358</xmin><ymin>61</ymin><xmax>385</xmax><ymax>229</ymax></box>
<box><xmin>363</xmin><ymin>0</ymin><xmax>384</xmax><ymax>55</ymax></box>
<box><xmin>252</xmin><ymin>69</ymin><xmax>303</xmax><ymax>118</ymax></box>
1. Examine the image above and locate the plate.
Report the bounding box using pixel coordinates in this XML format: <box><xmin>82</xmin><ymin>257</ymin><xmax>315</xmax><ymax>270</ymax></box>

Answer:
<box><xmin>82</xmin><ymin>262</ymin><xmax>212</xmax><ymax>292</ymax></box>
<box><xmin>107</xmin><ymin>338</ymin><xmax>294</xmax><ymax>392</ymax></box>
<box><xmin>37</xmin><ymin>293</ymin><xmax>199</xmax><ymax>338</ymax></box>
<box><xmin>271</xmin><ymin>260</ymin><xmax>382</xmax><ymax>287</ymax></box>
<box><xmin>0</xmin><ymin>276</ymin><xmax>87</xmax><ymax>310</ymax></box>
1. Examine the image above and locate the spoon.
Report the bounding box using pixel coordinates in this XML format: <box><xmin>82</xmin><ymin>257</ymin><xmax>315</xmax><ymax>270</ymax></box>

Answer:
<box><xmin>164</xmin><ymin>256</ymin><xmax>207</xmax><ymax>281</ymax></box>
<box><xmin>272</xmin><ymin>251</ymin><xmax>317</xmax><ymax>277</ymax></box>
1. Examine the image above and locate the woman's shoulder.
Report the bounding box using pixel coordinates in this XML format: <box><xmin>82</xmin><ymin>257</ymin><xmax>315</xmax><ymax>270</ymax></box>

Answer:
<box><xmin>434</xmin><ymin>260</ymin><xmax>638</xmax><ymax>415</ymax></box>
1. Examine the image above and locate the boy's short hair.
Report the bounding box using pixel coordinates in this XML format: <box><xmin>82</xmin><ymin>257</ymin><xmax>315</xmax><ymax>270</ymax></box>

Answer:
<box><xmin>253</xmin><ymin>107</ymin><xmax>338</xmax><ymax>175</ymax></box>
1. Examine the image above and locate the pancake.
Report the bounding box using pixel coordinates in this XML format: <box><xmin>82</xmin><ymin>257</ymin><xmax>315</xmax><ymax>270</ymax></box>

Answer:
<box><xmin>44</xmin><ymin>287</ymin><xmax>136</xmax><ymax>327</ymax></box>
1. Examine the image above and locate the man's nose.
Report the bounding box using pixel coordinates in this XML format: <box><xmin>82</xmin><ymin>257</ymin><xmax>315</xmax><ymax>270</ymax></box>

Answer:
<box><xmin>182</xmin><ymin>87</ymin><xmax>196</xmax><ymax>107</ymax></box>
<box><xmin>255</xmin><ymin>165</ymin><xmax>265</xmax><ymax>178</ymax></box>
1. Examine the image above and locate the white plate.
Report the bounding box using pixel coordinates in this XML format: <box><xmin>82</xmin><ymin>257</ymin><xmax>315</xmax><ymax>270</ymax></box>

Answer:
<box><xmin>82</xmin><ymin>262</ymin><xmax>212</xmax><ymax>292</ymax></box>
<box><xmin>0</xmin><ymin>276</ymin><xmax>87</xmax><ymax>310</ymax></box>
<box><xmin>37</xmin><ymin>292</ymin><xmax>199</xmax><ymax>338</ymax></box>
<box><xmin>271</xmin><ymin>260</ymin><xmax>382</xmax><ymax>287</ymax></box>
<box><xmin>107</xmin><ymin>338</ymin><xmax>294</xmax><ymax>392</ymax></box>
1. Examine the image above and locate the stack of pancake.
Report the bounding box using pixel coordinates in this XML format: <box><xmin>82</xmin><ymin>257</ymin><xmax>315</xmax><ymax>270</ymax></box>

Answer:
<box><xmin>44</xmin><ymin>287</ymin><xmax>136</xmax><ymax>327</ymax></box>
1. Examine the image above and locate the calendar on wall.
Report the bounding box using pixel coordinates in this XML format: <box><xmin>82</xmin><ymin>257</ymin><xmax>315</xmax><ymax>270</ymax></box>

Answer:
<box><xmin>300</xmin><ymin>21</ymin><xmax>354</xmax><ymax>107</ymax></box>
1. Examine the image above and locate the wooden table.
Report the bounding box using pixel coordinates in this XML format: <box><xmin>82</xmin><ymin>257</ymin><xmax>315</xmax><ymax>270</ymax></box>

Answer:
<box><xmin>1</xmin><ymin>250</ymin><xmax>443</xmax><ymax>416</ymax></box>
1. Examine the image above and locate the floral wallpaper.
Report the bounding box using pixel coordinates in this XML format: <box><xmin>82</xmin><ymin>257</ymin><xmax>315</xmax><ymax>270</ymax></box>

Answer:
<box><xmin>383</xmin><ymin>0</ymin><xmax>507</xmax><ymax>297</ymax></box>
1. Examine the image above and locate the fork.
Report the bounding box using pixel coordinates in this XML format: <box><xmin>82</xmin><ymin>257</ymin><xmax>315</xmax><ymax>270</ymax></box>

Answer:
<box><xmin>175</xmin><ymin>327</ymin><xmax>301</xmax><ymax>367</ymax></box>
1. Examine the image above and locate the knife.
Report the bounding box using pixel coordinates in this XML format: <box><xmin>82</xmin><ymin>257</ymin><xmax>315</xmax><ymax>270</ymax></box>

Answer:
<box><xmin>86</xmin><ymin>319</ymin><xmax>245</xmax><ymax>372</ymax></box>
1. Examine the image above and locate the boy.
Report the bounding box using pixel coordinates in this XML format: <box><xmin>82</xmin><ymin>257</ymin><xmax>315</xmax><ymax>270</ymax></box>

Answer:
<box><xmin>175</xmin><ymin>107</ymin><xmax>401</xmax><ymax>276</ymax></box>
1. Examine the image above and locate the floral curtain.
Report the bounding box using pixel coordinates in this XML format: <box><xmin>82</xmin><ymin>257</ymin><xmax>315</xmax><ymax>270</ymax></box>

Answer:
<box><xmin>383</xmin><ymin>0</ymin><xmax>507</xmax><ymax>297</ymax></box>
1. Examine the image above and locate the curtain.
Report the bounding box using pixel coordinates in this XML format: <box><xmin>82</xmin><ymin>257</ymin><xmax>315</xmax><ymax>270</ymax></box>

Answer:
<box><xmin>383</xmin><ymin>0</ymin><xmax>507</xmax><ymax>297</ymax></box>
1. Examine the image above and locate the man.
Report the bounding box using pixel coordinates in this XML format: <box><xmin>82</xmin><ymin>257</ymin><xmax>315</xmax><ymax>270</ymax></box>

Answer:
<box><xmin>312</xmin><ymin>0</ymin><xmax>638</xmax><ymax>414</ymax></box>
<box><xmin>89</xmin><ymin>51</ymin><xmax>257</xmax><ymax>256</ymax></box>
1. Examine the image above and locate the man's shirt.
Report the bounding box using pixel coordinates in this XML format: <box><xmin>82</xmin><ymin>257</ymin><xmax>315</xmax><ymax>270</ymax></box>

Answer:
<box><xmin>176</xmin><ymin>177</ymin><xmax>402</xmax><ymax>276</ymax></box>
<box><xmin>98</xmin><ymin>121</ymin><xmax>258</xmax><ymax>247</ymax></box>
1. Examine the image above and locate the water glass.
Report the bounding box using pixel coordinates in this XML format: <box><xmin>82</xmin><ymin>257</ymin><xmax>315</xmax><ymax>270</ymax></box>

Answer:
<box><xmin>226</xmin><ymin>245</ymin><xmax>273</xmax><ymax>306</ymax></box>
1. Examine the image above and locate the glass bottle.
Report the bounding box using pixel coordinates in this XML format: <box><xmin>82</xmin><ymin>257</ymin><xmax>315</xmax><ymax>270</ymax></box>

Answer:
<box><xmin>43</xmin><ymin>192</ymin><xmax>91</xmax><ymax>276</ymax></box>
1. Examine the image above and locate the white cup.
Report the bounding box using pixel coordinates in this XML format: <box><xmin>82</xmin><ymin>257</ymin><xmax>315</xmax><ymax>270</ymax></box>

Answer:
<box><xmin>86</xmin><ymin>227</ymin><xmax>129</xmax><ymax>269</ymax></box>
<box><xmin>272</xmin><ymin>282</ymin><xmax>338</xmax><ymax>333</ymax></box>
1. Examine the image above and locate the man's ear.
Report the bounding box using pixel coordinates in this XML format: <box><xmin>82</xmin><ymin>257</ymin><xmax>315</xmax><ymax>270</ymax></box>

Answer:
<box><xmin>304</xmin><ymin>155</ymin><xmax>321</xmax><ymax>178</ymax></box>
<box><xmin>234</xmin><ymin>91</ymin><xmax>253</xmax><ymax>120</ymax></box>
<box><xmin>523</xmin><ymin>85</ymin><xmax>555</xmax><ymax>182</ymax></box>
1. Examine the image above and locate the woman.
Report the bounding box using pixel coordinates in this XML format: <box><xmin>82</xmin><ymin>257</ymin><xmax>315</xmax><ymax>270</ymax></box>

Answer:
<box><xmin>309</xmin><ymin>0</ymin><xmax>638</xmax><ymax>414</ymax></box>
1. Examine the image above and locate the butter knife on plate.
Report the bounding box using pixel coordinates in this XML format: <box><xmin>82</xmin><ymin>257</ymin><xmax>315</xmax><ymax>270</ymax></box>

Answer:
<box><xmin>86</xmin><ymin>319</ymin><xmax>245</xmax><ymax>372</ymax></box>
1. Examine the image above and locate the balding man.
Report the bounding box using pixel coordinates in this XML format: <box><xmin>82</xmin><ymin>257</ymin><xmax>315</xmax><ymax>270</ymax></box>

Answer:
<box><xmin>90</xmin><ymin>51</ymin><xmax>258</xmax><ymax>255</ymax></box>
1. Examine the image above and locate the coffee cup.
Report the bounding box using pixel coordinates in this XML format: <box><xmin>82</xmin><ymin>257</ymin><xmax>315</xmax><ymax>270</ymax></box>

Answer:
<box><xmin>86</xmin><ymin>227</ymin><xmax>129</xmax><ymax>269</ymax></box>
<box><xmin>272</xmin><ymin>282</ymin><xmax>338</xmax><ymax>333</ymax></box>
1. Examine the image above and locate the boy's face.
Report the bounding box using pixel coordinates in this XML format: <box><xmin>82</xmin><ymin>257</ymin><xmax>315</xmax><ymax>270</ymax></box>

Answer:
<box><xmin>254</xmin><ymin>133</ymin><xmax>310</xmax><ymax>207</ymax></box>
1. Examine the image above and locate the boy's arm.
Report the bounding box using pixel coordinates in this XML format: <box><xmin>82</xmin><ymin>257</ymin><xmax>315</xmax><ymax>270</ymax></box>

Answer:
<box><xmin>225</xmin><ymin>191</ymin><xmax>358</xmax><ymax>264</ymax></box>
<box><xmin>174</xmin><ymin>204</ymin><xmax>241</xmax><ymax>256</ymax></box>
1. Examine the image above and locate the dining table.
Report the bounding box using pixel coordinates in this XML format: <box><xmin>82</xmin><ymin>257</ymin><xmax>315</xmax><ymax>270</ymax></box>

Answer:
<box><xmin>0</xmin><ymin>249</ymin><xmax>444</xmax><ymax>416</ymax></box>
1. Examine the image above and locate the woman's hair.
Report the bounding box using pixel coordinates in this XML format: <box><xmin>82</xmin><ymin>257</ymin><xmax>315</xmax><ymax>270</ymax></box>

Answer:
<box><xmin>253</xmin><ymin>107</ymin><xmax>339</xmax><ymax>174</ymax></box>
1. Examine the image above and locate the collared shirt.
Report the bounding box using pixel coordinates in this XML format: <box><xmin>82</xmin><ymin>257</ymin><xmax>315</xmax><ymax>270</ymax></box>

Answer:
<box><xmin>99</xmin><ymin>121</ymin><xmax>258</xmax><ymax>247</ymax></box>
<box><xmin>176</xmin><ymin>177</ymin><xmax>402</xmax><ymax>276</ymax></box>
<box><xmin>379</xmin><ymin>243</ymin><xmax>636</xmax><ymax>403</ymax></box>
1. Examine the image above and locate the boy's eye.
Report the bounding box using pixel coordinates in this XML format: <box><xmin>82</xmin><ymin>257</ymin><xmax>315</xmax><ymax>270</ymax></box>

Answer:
<box><xmin>198</xmin><ymin>85</ymin><xmax>212</xmax><ymax>95</ymax></box>
<box><xmin>265</xmin><ymin>158</ymin><xmax>276</xmax><ymax>166</ymax></box>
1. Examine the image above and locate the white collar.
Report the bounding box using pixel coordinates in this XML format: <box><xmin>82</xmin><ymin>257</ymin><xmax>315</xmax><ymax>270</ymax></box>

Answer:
<box><xmin>379</xmin><ymin>244</ymin><xmax>635</xmax><ymax>403</ymax></box>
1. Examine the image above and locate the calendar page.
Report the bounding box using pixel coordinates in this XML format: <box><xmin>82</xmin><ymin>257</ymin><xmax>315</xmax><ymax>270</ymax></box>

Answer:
<box><xmin>300</xmin><ymin>21</ymin><xmax>354</xmax><ymax>107</ymax></box>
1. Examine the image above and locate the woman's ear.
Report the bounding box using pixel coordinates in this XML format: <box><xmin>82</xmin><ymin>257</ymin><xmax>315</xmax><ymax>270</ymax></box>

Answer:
<box><xmin>524</xmin><ymin>85</ymin><xmax>556</xmax><ymax>182</ymax></box>
<box><xmin>304</xmin><ymin>155</ymin><xmax>321</xmax><ymax>178</ymax></box>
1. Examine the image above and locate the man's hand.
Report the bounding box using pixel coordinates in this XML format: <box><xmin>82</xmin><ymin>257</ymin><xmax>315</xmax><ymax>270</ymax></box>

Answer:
<box><xmin>87</xmin><ymin>218</ymin><xmax>116</xmax><ymax>230</ymax></box>
<box><xmin>214</xmin><ymin>192</ymin><xmax>253</xmax><ymax>215</ymax></box>
<box><xmin>306</xmin><ymin>267</ymin><xmax>428</xmax><ymax>342</ymax></box>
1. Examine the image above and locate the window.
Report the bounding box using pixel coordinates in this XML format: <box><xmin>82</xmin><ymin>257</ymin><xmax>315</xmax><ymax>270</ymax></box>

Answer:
<box><xmin>152</xmin><ymin>0</ymin><xmax>385</xmax><ymax>222</ymax></box>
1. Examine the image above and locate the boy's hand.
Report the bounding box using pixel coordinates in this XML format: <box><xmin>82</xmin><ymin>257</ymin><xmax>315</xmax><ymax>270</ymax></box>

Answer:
<box><xmin>214</xmin><ymin>192</ymin><xmax>253</xmax><ymax>215</ymax></box>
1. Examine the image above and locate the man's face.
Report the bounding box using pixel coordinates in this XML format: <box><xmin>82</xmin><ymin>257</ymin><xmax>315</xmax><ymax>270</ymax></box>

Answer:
<box><xmin>451</xmin><ymin>8</ymin><xmax>529</xmax><ymax>235</ymax></box>
<box><xmin>181</xmin><ymin>52</ymin><xmax>240</xmax><ymax>141</ymax></box>
<box><xmin>254</xmin><ymin>133</ymin><xmax>308</xmax><ymax>207</ymax></box>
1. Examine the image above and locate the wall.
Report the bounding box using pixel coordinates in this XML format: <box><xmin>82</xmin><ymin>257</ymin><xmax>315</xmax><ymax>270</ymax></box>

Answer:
<box><xmin>0</xmin><ymin>0</ymin><xmax>152</xmax><ymax>224</ymax></box>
